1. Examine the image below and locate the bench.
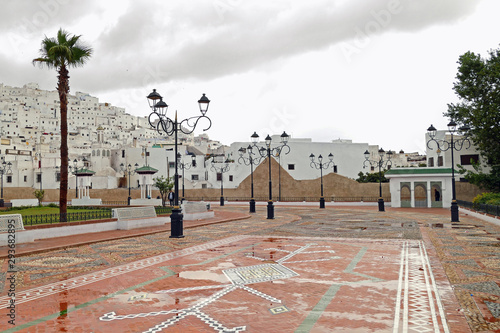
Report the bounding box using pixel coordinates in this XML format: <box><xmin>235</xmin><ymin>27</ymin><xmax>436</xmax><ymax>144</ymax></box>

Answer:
<box><xmin>10</xmin><ymin>199</ymin><xmax>39</xmax><ymax>207</ymax></box>
<box><xmin>112</xmin><ymin>206</ymin><xmax>169</xmax><ymax>230</ymax></box>
<box><xmin>0</xmin><ymin>214</ymin><xmax>35</xmax><ymax>246</ymax></box>
<box><xmin>182</xmin><ymin>201</ymin><xmax>214</xmax><ymax>220</ymax></box>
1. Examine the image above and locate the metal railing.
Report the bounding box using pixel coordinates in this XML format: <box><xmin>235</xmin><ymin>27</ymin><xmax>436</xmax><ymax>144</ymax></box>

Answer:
<box><xmin>458</xmin><ymin>200</ymin><xmax>500</xmax><ymax>217</ymax></box>
<box><xmin>182</xmin><ymin>196</ymin><xmax>389</xmax><ymax>203</ymax></box>
<box><xmin>23</xmin><ymin>209</ymin><xmax>113</xmax><ymax>226</ymax></box>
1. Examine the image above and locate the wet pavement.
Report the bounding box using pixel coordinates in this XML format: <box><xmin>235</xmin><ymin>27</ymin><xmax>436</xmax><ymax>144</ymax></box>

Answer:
<box><xmin>1</xmin><ymin>205</ymin><xmax>500</xmax><ymax>332</ymax></box>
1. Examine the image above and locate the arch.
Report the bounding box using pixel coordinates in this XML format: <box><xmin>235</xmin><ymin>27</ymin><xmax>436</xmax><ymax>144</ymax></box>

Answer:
<box><xmin>431</xmin><ymin>182</ymin><xmax>443</xmax><ymax>208</ymax></box>
<box><xmin>414</xmin><ymin>182</ymin><xmax>427</xmax><ymax>208</ymax></box>
<box><xmin>400</xmin><ymin>183</ymin><xmax>411</xmax><ymax>208</ymax></box>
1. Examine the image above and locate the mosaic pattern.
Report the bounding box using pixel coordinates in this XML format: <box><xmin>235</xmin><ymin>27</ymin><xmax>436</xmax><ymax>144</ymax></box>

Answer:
<box><xmin>393</xmin><ymin>241</ymin><xmax>449</xmax><ymax>332</ymax></box>
<box><xmin>421</xmin><ymin>210</ymin><xmax>500</xmax><ymax>332</ymax></box>
<box><xmin>99</xmin><ymin>241</ymin><xmax>340</xmax><ymax>332</ymax></box>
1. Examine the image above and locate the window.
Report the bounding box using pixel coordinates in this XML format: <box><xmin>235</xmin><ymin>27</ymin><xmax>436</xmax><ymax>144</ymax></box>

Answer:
<box><xmin>428</xmin><ymin>157</ymin><xmax>434</xmax><ymax>167</ymax></box>
<box><xmin>437</xmin><ymin>156</ymin><xmax>443</xmax><ymax>167</ymax></box>
<box><xmin>56</xmin><ymin>172</ymin><xmax>61</xmax><ymax>182</ymax></box>
<box><xmin>24</xmin><ymin>175</ymin><xmax>27</xmax><ymax>182</ymax></box>
<box><xmin>7</xmin><ymin>176</ymin><xmax>12</xmax><ymax>183</ymax></box>
<box><xmin>37</xmin><ymin>173</ymin><xmax>41</xmax><ymax>183</ymax></box>
<box><xmin>460</xmin><ymin>154</ymin><xmax>479</xmax><ymax>165</ymax></box>
<box><xmin>191</xmin><ymin>175</ymin><xmax>199</xmax><ymax>181</ymax></box>
<box><xmin>288</xmin><ymin>164</ymin><xmax>295</xmax><ymax>170</ymax></box>
<box><xmin>169</xmin><ymin>162</ymin><xmax>175</xmax><ymax>168</ymax></box>
<box><xmin>333</xmin><ymin>165</ymin><xmax>338</xmax><ymax>173</ymax></box>
<box><xmin>217</xmin><ymin>173</ymin><xmax>222</xmax><ymax>181</ymax></box>
<box><xmin>229</xmin><ymin>175</ymin><xmax>233</xmax><ymax>182</ymax></box>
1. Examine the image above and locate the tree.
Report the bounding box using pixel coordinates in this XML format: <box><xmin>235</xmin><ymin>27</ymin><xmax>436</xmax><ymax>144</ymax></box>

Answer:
<box><xmin>154</xmin><ymin>175</ymin><xmax>174</xmax><ymax>207</ymax></box>
<box><xmin>33</xmin><ymin>29</ymin><xmax>92</xmax><ymax>220</ymax></box>
<box><xmin>33</xmin><ymin>189</ymin><xmax>45</xmax><ymax>206</ymax></box>
<box><xmin>446</xmin><ymin>47</ymin><xmax>500</xmax><ymax>192</ymax></box>
<box><xmin>356</xmin><ymin>171</ymin><xmax>389</xmax><ymax>183</ymax></box>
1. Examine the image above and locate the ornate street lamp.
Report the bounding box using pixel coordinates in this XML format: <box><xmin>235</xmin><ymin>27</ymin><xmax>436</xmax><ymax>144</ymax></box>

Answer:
<box><xmin>147</xmin><ymin>89</ymin><xmax>211</xmax><ymax>238</ymax></box>
<box><xmin>238</xmin><ymin>145</ymin><xmax>262</xmax><ymax>213</ymax></box>
<box><xmin>251</xmin><ymin>131</ymin><xmax>290</xmax><ymax>219</ymax></box>
<box><xmin>34</xmin><ymin>151</ymin><xmax>42</xmax><ymax>191</ymax></box>
<box><xmin>211</xmin><ymin>155</ymin><xmax>231</xmax><ymax>206</ymax></box>
<box><xmin>0</xmin><ymin>161</ymin><xmax>12</xmax><ymax>207</ymax></box>
<box><xmin>363</xmin><ymin>148</ymin><xmax>393</xmax><ymax>212</ymax></box>
<box><xmin>177</xmin><ymin>152</ymin><xmax>196</xmax><ymax>202</ymax></box>
<box><xmin>310</xmin><ymin>153</ymin><xmax>335</xmax><ymax>208</ymax></box>
<box><xmin>427</xmin><ymin>120</ymin><xmax>470</xmax><ymax>222</ymax></box>
<box><xmin>120</xmin><ymin>163</ymin><xmax>139</xmax><ymax>205</ymax></box>
<box><xmin>69</xmin><ymin>159</ymin><xmax>78</xmax><ymax>198</ymax></box>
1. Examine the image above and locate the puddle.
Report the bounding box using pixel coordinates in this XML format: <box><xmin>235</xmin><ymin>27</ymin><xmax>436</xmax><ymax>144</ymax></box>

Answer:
<box><xmin>179</xmin><ymin>270</ymin><xmax>229</xmax><ymax>283</ymax></box>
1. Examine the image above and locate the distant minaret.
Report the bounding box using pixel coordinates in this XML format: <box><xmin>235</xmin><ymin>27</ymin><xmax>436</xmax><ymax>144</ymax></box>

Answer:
<box><xmin>97</xmin><ymin>126</ymin><xmax>104</xmax><ymax>143</ymax></box>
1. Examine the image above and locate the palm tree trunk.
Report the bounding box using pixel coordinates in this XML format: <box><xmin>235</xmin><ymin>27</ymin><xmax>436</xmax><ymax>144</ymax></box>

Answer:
<box><xmin>58</xmin><ymin>65</ymin><xmax>69</xmax><ymax>221</ymax></box>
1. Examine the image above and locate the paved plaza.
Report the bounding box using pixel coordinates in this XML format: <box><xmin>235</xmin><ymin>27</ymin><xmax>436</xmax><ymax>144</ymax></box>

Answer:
<box><xmin>1</xmin><ymin>205</ymin><xmax>500</xmax><ymax>332</ymax></box>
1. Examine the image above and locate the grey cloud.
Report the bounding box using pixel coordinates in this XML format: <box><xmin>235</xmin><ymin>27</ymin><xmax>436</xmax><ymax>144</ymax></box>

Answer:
<box><xmin>0</xmin><ymin>0</ymin><xmax>101</xmax><ymax>35</ymax></box>
<box><xmin>72</xmin><ymin>0</ymin><xmax>484</xmax><ymax>93</ymax></box>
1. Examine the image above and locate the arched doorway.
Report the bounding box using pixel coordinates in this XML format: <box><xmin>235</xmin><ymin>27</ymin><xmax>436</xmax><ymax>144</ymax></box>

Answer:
<box><xmin>400</xmin><ymin>183</ymin><xmax>411</xmax><ymax>208</ymax></box>
<box><xmin>414</xmin><ymin>183</ymin><xmax>427</xmax><ymax>208</ymax></box>
<box><xmin>431</xmin><ymin>182</ymin><xmax>443</xmax><ymax>208</ymax></box>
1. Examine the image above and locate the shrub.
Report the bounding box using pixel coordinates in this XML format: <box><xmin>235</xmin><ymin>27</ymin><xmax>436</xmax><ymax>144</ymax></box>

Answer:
<box><xmin>473</xmin><ymin>192</ymin><xmax>500</xmax><ymax>209</ymax></box>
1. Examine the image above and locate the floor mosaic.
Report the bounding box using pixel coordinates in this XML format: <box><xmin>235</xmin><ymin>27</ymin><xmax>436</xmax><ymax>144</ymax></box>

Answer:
<box><xmin>0</xmin><ymin>233</ymin><xmax>452</xmax><ymax>332</ymax></box>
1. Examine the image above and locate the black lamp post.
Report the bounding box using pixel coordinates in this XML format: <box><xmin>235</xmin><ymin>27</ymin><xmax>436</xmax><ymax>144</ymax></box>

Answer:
<box><xmin>363</xmin><ymin>148</ymin><xmax>392</xmax><ymax>212</ymax></box>
<box><xmin>177</xmin><ymin>152</ymin><xmax>196</xmax><ymax>202</ymax></box>
<box><xmin>251</xmin><ymin>131</ymin><xmax>290</xmax><ymax>219</ymax></box>
<box><xmin>427</xmin><ymin>120</ymin><xmax>470</xmax><ymax>222</ymax></box>
<box><xmin>68</xmin><ymin>159</ymin><xmax>79</xmax><ymax>198</ymax></box>
<box><xmin>211</xmin><ymin>155</ymin><xmax>230</xmax><ymax>206</ymax></box>
<box><xmin>310</xmin><ymin>153</ymin><xmax>335</xmax><ymax>208</ymax></box>
<box><xmin>35</xmin><ymin>151</ymin><xmax>42</xmax><ymax>191</ymax></box>
<box><xmin>120</xmin><ymin>163</ymin><xmax>138</xmax><ymax>205</ymax></box>
<box><xmin>0</xmin><ymin>161</ymin><xmax>12</xmax><ymax>207</ymax></box>
<box><xmin>238</xmin><ymin>145</ymin><xmax>262</xmax><ymax>213</ymax></box>
<box><xmin>147</xmin><ymin>89</ymin><xmax>211</xmax><ymax>238</ymax></box>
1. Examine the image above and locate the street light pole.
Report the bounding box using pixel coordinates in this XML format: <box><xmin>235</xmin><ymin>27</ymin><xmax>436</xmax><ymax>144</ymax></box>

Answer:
<box><xmin>238</xmin><ymin>145</ymin><xmax>262</xmax><ymax>213</ymax></box>
<box><xmin>147</xmin><ymin>89</ymin><xmax>211</xmax><ymax>238</ymax></box>
<box><xmin>211</xmin><ymin>155</ymin><xmax>230</xmax><ymax>206</ymax></box>
<box><xmin>310</xmin><ymin>153</ymin><xmax>335</xmax><ymax>208</ymax></box>
<box><xmin>251</xmin><ymin>131</ymin><xmax>290</xmax><ymax>219</ymax></box>
<box><xmin>363</xmin><ymin>148</ymin><xmax>393</xmax><ymax>212</ymax></box>
<box><xmin>427</xmin><ymin>121</ymin><xmax>470</xmax><ymax>222</ymax></box>
<box><xmin>120</xmin><ymin>163</ymin><xmax>138</xmax><ymax>206</ymax></box>
<box><xmin>0</xmin><ymin>161</ymin><xmax>12</xmax><ymax>207</ymax></box>
<box><xmin>177</xmin><ymin>152</ymin><xmax>195</xmax><ymax>202</ymax></box>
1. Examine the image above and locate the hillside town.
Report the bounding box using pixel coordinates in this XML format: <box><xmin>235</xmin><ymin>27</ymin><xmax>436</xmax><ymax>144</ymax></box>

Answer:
<box><xmin>0</xmin><ymin>82</ymin><xmax>430</xmax><ymax>195</ymax></box>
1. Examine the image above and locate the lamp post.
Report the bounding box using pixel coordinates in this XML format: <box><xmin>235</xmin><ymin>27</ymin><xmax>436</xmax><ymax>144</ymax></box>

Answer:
<box><xmin>69</xmin><ymin>159</ymin><xmax>78</xmax><ymax>198</ymax></box>
<box><xmin>147</xmin><ymin>89</ymin><xmax>211</xmax><ymax>238</ymax></box>
<box><xmin>177</xmin><ymin>152</ymin><xmax>196</xmax><ymax>202</ymax></box>
<box><xmin>211</xmin><ymin>155</ymin><xmax>230</xmax><ymax>206</ymax></box>
<box><xmin>251</xmin><ymin>131</ymin><xmax>290</xmax><ymax>219</ymax></box>
<box><xmin>426</xmin><ymin>120</ymin><xmax>470</xmax><ymax>222</ymax></box>
<box><xmin>35</xmin><ymin>151</ymin><xmax>42</xmax><ymax>191</ymax></box>
<box><xmin>238</xmin><ymin>145</ymin><xmax>262</xmax><ymax>213</ymax></box>
<box><xmin>0</xmin><ymin>161</ymin><xmax>12</xmax><ymax>207</ymax></box>
<box><xmin>363</xmin><ymin>148</ymin><xmax>392</xmax><ymax>212</ymax></box>
<box><xmin>309</xmin><ymin>153</ymin><xmax>335</xmax><ymax>208</ymax></box>
<box><xmin>120</xmin><ymin>163</ymin><xmax>139</xmax><ymax>205</ymax></box>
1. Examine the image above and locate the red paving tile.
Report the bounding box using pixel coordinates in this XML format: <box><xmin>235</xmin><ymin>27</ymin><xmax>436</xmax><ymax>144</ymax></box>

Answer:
<box><xmin>0</xmin><ymin>205</ymin><xmax>484</xmax><ymax>332</ymax></box>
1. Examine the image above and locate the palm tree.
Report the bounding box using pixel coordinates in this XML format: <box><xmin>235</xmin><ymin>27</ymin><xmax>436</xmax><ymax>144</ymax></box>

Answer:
<box><xmin>33</xmin><ymin>28</ymin><xmax>92</xmax><ymax>221</ymax></box>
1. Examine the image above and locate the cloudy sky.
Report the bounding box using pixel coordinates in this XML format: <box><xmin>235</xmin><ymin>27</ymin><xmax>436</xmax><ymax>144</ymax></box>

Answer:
<box><xmin>1</xmin><ymin>0</ymin><xmax>499</xmax><ymax>153</ymax></box>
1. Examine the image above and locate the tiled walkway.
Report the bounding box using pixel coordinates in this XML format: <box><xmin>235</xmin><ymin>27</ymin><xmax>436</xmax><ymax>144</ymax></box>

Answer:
<box><xmin>1</xmin><ymin>205</ymin><xmax>499</xmax><ymax>332</ymax></box>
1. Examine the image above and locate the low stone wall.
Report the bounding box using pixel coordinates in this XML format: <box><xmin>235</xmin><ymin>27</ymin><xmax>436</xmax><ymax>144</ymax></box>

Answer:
<box><xmin>0</xmin><ymin>159</ymin><xmax>482</xmax><ymax>203</ymax></box>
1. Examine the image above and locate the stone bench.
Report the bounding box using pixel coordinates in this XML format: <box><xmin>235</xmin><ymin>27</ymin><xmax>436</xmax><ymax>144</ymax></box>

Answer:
<box><xmin>10</xmin><ymin>199</ymin><xmax>39</xmax><ymax>207</ymax></box>
<box><xmin>112</xmin><ymin>206</ymin><xmax>169</xmax><ymax>230</ymax></box>
<box><xmin>0</xmin><ymin>214</ymin><xmax>35</xmax><ymax>246</ymax></box>
<box><xmin>181</xmin><ymin>201</ymin><xmax>214</xmax><ymax>220</ymax></box>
